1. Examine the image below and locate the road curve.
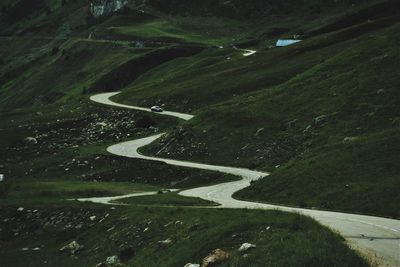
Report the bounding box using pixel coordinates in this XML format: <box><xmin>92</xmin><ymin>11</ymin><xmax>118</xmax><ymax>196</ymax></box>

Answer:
<box><xmin>242</xmin><ymin>49</ymin><xmax>257</xmax><ymax>56</ymax></box>
<box><xmin>76</xmin><ymin>192</ymin><xmax>158</xmax><ymax>205</ymax></box>
<box><xmin>90</xmin><ymin>92</ymin><xmax>194</xmax><ymax>121</ymax></box>
<box><xmin>89</xmin><ymin>92</ymin><xmax>400</xmax><ymax>266</ymax></box>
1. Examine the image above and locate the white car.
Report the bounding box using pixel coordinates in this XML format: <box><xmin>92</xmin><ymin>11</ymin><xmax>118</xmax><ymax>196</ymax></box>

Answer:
<box><xmin>150</xmin><ymin>106</ymin><xmax>163</xmax><ymax>112</ymax></box>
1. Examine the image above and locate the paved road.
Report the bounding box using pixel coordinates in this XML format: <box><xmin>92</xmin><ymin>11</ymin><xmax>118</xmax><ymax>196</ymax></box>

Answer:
<box><xmin>89</xmin><ymin>92</ymin><xmax>400</xmax><ymax>266</ymax></box>
<box><xmin>76</xmin><ymin>191</ymin><xmax>158</xmax><ymax>205</ymax></box>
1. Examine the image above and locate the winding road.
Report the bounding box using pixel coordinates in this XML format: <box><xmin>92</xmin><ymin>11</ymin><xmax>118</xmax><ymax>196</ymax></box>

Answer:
<box><xmin>87</xmin><ymin>92</ymin><xmax>400</xmax><ymax>266</ymax></box>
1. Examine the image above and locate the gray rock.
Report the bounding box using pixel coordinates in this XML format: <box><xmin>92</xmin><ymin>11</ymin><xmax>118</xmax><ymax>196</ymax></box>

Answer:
<box><xmin>59</xmin><ymin>241</ymin><xmax>83</xmax><ymax>255</ymax></box>
<box><xmin>238</xmin><ymin>243</ymin><xmax>256</xmax><ymax>252</ymax></box>
<box><xmin>106</xmin><ymin>255</ymin><xmax>120</xmax><ymax>266</ymax></box>
<box><xmin>254</xmin><ymin>128</ymin><xmax>265</xmax><ymax>137</ymax></box>
<box><xmin>313</xmin><ymin>115</ymin><xmax>327</xmax><ymax>125</ymax></box>
<box><xmin>303</xmin><ymin>125</ymin><xmax>312</xmax><ymax>134</ymax></box>
<box><xmin>24</xmin><ymin>137</ymin><xmax>38</xmax><ymax>145</ymax></box>
<box><xmin>158</xmin><ymin>238</ymin><xmax>172</xmax><ymax>246</ymax></box>
<box><xmin>377</xmin><ymin>89</ymin><xmax>385</xmax><ymax>95</ymax></box>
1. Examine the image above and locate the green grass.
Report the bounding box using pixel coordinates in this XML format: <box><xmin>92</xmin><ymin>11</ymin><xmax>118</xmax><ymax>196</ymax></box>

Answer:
<box><xmin>114</xmin><ymin>191</ymin><xmax>216</xmax><ymax>207</ymax></box>
<box><xmin>0</xmin><ymin>205</ymin><xmax>368</xmax><ymax>267</ymax></box>
<box><xmin>1</xmin><ymin>1</ymin><xmax>398</xmax><ymax>265</ymax></box>
<box><xmin>108</xmin><ymin>20</ymin><xmax>214</xmax><ymax>44</ymax></box>
<box><xmin>131</xmin><ymin>21</ymin><xmax>400</xmax><ymax>217</ymax></box>
<box><xmin>0</xmin><ymin>180</ymin><xmax>158</xmax><ymax>206</ymax></box>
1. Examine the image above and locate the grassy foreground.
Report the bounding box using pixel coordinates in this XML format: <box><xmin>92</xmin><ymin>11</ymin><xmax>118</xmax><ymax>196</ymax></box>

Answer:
<box><xmin>0</xmin><ymin>204</ymin><xmax>368</xmax><ymax>267</ymax></box>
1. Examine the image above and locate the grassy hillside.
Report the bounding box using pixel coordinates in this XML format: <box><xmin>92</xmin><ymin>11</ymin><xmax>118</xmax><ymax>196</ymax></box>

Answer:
<box><xmin>135</xmin><ymin>19</ymin><xmax>400</xmax><ymax>217</ymax></box>
<box><xmin>1</xmin><ymin>0</ymin><xmax>399</xmax><ymax>265</ymax></box>
<box><xmin>0</xmin><ymin>91</ymin><xmax>367</xmax><ymax>266</ymax></box>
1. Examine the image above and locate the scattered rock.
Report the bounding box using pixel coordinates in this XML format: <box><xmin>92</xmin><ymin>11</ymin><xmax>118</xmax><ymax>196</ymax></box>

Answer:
<box><xmin>377</xmin><ymin>89</ymin><xmax>385</xmax><ymax>95</ymax></box>
<box><xmin>59</xmin><ymin>240</ymin><xmax>84</xmax><ymax>255</ymax></box>
<box><xmin>90</xmin><ymin>215</ymin><xmax>97</xmax><ymax>221</ymax></box>
<box><xmin>184</xmin><ymin>264</ymin><xmax>200</xmax><ymax>267</ymax></box>
<box><xmin>158</xmin><ymin>238</ymin><xmax>172</xmax><ymax>246</ymax></box>
<box><xmin>24</xmin><ymin>137</ymin><xmax>38</xmax><ymax>145</ymax></box>
<box><xmin>106</xmin><ymin>255</ymin><xmax>120</xmax><ymax>266</ymax></box>
<box><xmin>201</xmin><ymin>249</ymin><xmax>230</xmax><ymax>267</ymax></box>
<box><xmin>254</xmin><ymin>128</ymin><xmax>265</xmax><ymax>137</ymax></box>
<box><xmin>17</xmin><ymin>207</ymin><xmax>24</xmax><ymax>212</ymax></box>
<box><xmin>238</xmin><ymin>243</ymin><xmax>256</xmax><ymax>252</ymax></box>
<box><xmin>313</xmin><ymin>115</ymin><xmax>327</xmax><ymax>125</ymax></box>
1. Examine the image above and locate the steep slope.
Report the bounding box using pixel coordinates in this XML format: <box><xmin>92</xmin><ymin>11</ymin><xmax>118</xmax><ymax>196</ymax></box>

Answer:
<box><xmin>134</xmin><ymin>19</ymin><xmax>400</xmax><ymax>217</ymax></box>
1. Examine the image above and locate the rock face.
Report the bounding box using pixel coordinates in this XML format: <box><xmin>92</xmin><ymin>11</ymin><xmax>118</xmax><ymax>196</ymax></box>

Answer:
<box><xmin>201</xmin><ymin>249</ymin><xmax>229</xmax><ymax>267</ymax></box>
<box><xmin>90</xmin><ymin>0</ymin><xmax>128</xmax><ymax>18</ymax></box>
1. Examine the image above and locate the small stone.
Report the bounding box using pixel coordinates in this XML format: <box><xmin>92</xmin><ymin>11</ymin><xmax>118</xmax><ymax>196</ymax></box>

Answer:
<box><xmin>158</xmin><ymin>238</ymin><xmax>172</xmax><ymax>246</ymax></box>
<box><xmin>254</xmin><ymin>128</ymin><xmax>264</xmax><ymax>137</ymax></box>
<box><xmin>238</xmin><ymin>243</ymin><xmax>256</xmax><ymax>252</ymax></box>
<box><xmin>303</xmin><ymin>125</ymin><xmax>312</xmax><ymax>133</ymax></box>
<box><xmin>106</xmin><ymin>255</ymin><xmax>120</xmax><ymax>266</ymax></box>
<box><xmin>184</xmin><ymin>264</ymin><xmax>200</xmax><ymax>267</ymax></box>
<box><xmin>313</xmin><ymin>115</ymin><xmax>327</xmax><ymax>125</ymax></box>
<box><xmin>24</xmin><ymin>137</ymin><xmax>38</xmax><ymax>145</ymax></box>
<box><xmin>59</xmin><ymin>241</ymin><xmax>83</xmax><ymax>255</ymax></box>
<box><xmin>377</xmin><ymin>89</ymin><xmax>385</xmax><ymax>95</ymax></box>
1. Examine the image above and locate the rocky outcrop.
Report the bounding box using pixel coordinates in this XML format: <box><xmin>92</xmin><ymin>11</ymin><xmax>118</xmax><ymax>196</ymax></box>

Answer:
<box><xmin>90</xmin><ymin>0</ymin><xmax>128</xmax><ymax>18</ymax></box>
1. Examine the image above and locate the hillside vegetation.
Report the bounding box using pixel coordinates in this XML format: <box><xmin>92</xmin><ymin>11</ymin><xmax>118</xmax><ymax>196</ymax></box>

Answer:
<box><xmin>1</xmin><ymin>0</ymin><xmax>399</xmax><ymax>265</ymax></box>
<box><xmin>119</xmin><ymin>3</ymin><xmax>400</xmax><ymax>217</ymax></box>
